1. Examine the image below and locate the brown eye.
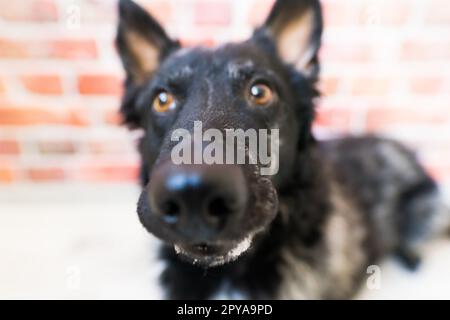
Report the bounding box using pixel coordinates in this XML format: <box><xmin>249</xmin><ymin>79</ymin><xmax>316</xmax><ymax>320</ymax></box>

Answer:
<box><xmin>249</xmin><ymin>83</ymin><xmax>274</xmax><ymax>106</ymax></box>
<box><xmin>153</xmin><ymin>91</ymin><xmax>176</xmax><ymax>113</ymax></box>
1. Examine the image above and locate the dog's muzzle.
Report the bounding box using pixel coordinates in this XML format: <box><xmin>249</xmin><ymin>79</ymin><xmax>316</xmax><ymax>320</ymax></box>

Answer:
<box><xmin>137</xmin><ymin>160</ymin><xmax>278</xmax><ymax>267</ymax></box>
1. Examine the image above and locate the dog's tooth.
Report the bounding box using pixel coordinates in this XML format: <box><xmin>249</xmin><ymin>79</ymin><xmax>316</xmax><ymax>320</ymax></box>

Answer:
<box><xmin>174</xmin><ymin>245</ymin><xmax>182</xmax><ymax>254</ymax></box>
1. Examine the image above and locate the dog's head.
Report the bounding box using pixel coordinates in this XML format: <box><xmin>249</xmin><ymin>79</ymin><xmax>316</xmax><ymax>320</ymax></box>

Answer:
<box><xmin>116</xmin><ymin>0</ymin><xmax>322</xmax><ymax>267</ymax></box>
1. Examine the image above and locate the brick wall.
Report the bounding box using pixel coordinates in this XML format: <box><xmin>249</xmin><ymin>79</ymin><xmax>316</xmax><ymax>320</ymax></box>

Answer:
<box><xmin>0</xmin><ymin>0</ymin><xmax>449</xmax><ymax>184</ymax></box>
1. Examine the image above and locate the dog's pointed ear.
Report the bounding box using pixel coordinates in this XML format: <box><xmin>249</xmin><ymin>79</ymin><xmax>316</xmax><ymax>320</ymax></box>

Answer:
<box><xmin>116</xmin><ymin>0</ymin><xmax>179</xmax><ymax>85</ymax></box>
<box><xmin>253</xmin><ymin>0</ymin><xmax>323</xmax><ymax>78</ymax></box>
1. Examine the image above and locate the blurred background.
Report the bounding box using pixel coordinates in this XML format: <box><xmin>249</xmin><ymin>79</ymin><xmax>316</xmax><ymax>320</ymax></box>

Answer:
<box><xmin>0</xmin><ymin>0</ymin><xmax>449</xmax><ymax>299</ymax></box>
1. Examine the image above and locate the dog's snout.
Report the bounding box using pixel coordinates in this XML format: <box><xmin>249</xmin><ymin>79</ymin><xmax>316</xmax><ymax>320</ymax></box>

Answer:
<box><xmin>148</xmin><ymin>162</ymin><xmax>248</xmax><ymax>241</ymax></box>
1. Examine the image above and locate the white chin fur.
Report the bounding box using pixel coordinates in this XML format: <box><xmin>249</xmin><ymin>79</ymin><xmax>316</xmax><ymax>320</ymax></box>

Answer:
<box><xmin>174</xmin><ymin>236</ymin><xmax>253</xmax><ymax>267</ymax></box>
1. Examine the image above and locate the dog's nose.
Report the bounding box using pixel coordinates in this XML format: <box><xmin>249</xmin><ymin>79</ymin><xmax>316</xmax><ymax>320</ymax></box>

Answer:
<box><xmin>148</xmin><ymin>161</ymin><xmax>248</xmax><ymax>241</ymax></box>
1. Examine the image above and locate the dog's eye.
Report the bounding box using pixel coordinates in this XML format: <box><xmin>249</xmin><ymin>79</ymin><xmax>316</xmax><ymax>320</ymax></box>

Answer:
<box><xmin>248</xmin><ymin>83</ymin><xmax>274</xmax><ymax>106</ymax></box>
<box><xmin>153</xmin><ymin>91</ymin><xmax>176</xmax><ymax>113</ymax></box>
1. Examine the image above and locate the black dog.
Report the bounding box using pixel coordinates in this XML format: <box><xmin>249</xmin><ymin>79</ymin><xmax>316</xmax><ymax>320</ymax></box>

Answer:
<box><xmin>116</xmin><ymin>0</ymin><xmax>449</xmax><ymax>299</ymax></box>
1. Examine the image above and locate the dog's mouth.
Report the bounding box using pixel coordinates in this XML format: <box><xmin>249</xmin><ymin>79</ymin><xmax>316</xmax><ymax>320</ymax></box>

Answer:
<box><xmin>173</xmin><ymin>236</ymin><xmax>253</xmax><ymax>267</ymax></box>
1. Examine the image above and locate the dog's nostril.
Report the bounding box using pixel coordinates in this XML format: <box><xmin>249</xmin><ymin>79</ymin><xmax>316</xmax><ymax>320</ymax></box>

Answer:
<box><xmin>208</xmin><ymin>196</ymin><xmax>233</xmax><ymax>218</ymax></box>
<box><xmin>160</xmin><ymin>200</ymin><xmax>180</xmax><ymax>224</ymax></box>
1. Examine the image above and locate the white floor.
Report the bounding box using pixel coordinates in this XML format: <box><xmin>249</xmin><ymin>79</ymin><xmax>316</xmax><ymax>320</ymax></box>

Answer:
<box><xmin>0</xmin><ymin>184</ymin><xmax>449</xmax><ymax>300</ymax></box>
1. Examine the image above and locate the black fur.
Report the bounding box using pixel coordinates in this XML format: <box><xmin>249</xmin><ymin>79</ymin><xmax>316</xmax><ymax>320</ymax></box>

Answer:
<box><xmin>116</xmin><ymin>0</ymin><xmax>449</xmax><ymax>299</ymax></box>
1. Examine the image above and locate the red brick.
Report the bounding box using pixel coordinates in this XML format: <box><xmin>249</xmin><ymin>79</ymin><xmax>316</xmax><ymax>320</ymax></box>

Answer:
<box><xmin>401</xmin><ymin>41</ymin><xmax>450</xmax><ymax>60</ymax></box>
<box><xmin>0</xmin><ymin>78</ymin><xmax>5</xmax><ymax>94</ymax></box>
<box><xmin>315</xmin><ymin>108</ymin><xmax>352</xmax><ymax>129</ymax></box>
<box><xmin>0</xmin><ymin>0</ymin><xmax>58</xmax><ymax>22</ymax></box>
<box><xmin>194</xmin><ymin>1</ymin><xmax>231</xmax><ymax>26</ymax></box>
<box><xmin>88</xmin><ymin>141</ymin><xmax>133</xmax><ymax>155</ymax></box>
<box><xmin>0</xmin><ymin>105</ymin><xmax>89</xmax><ymax>126</ymax></box>
<box><xmin>27</xmin><ymin>167</ymin><xmax>65</xmax><ymax>182</ymax></box>
<box><xmin>0</xmin><ymin>166</ymin><xmax>15</xmax><ymax>183</ymax></box>
<box><xmin>104</xmin><ymin>109</ymin><xmax>123</xmax><ymax>125</ymax></box>
<box><xmin>37</xmin><ymin>140</ymin><xmax>76</xmax><ymax>155</ymax></box>
<box><xmin>322</xmin><ymin>1</ymin><xmax>351</xmax><ymax>26</ymax></box>
<box><xmin>424</xmin><ymin>164</ymin><xmax>450</xmax><ymax>182</ymax></box>
<box><xmin>78</xmin><ymin>74</ymin><xmax>122</xmax><ymax>96</ymax></box>
<box><xmin>0</xmin><ymin>38</ymin><xmax>28</xmax><ymax>58</ymax></box>
<box><xmin>49</xmin><ymin>40</ymin><xmax>98</xmax><ymax>60</ymax></box>
<box><xmin>0</xmin><ymin>140</ymin><xmax>20</xmax><ymax>155</ymax></box>
<box><xmin>248</xmin><ymin>0</ymin><xmax>275</xmax><ymax>27</ymax></box>
<box><xmin>321</xmin><ymin>43</ymin><xmax>372</xmax><ymax>62</ymax></box>
<box><xmin>366</xmin><ymin>108</ymin><xmax>450</xmax><ymax>130</ymax></box>
<box><xmin>144</xmin><ymin>1</ymin><xmax>173</xmax><ymax>24</ymax></box>
<box><xmin>76</xmin><ymin>163</ymin><xmax>139</xmax><ymax>182</ymax></box>
<box><xmin>409</xmin><ymin>77</ymin><xmax>443</xmax><ymax>95</ymax></box>
<box><xmin>180</xmin><ymin>37</ymin><xmax>216</xmax><ymax>48</ymax></box>
<box><xmin>21</xmin><ymin>75</ymin><xmax>63</xmax><ymax>95</ymax></box>
<box><xmin>425</xmin><ymin>0</ymin><xmax>450</xmax><ymax>25</ymax></box>
<box><xmin>0</xmin><ymin>39</ymin><xmax>98</xmax><ymax>60</ymax></box>
<box><xmin>320</xmin><ymin>77</ymin><xmax>340</xmax><ymax>96</ymax></box>
<box><xmin>352</xmin><ymin>78</ymin><xmax>390</xmax><ymax>96</ymax></box>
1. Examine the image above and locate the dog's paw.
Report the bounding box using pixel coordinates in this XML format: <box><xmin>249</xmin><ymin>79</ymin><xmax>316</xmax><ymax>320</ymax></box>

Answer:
<box><xmin>395</xmin><ymin>247</ymin><xmax>422</xmax><ymax>271</ymax></box>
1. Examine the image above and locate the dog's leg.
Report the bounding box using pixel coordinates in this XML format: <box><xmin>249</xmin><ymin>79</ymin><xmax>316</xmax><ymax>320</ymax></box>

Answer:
<box><xmin>394</xmin><ymin>247</ymin><xmax>422</xmax><ymax>271</ymax></box>
<box><xmin>395</xmin><ymin>177</ymin><xmax>450</xmax><ymax>270</ymax></box>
